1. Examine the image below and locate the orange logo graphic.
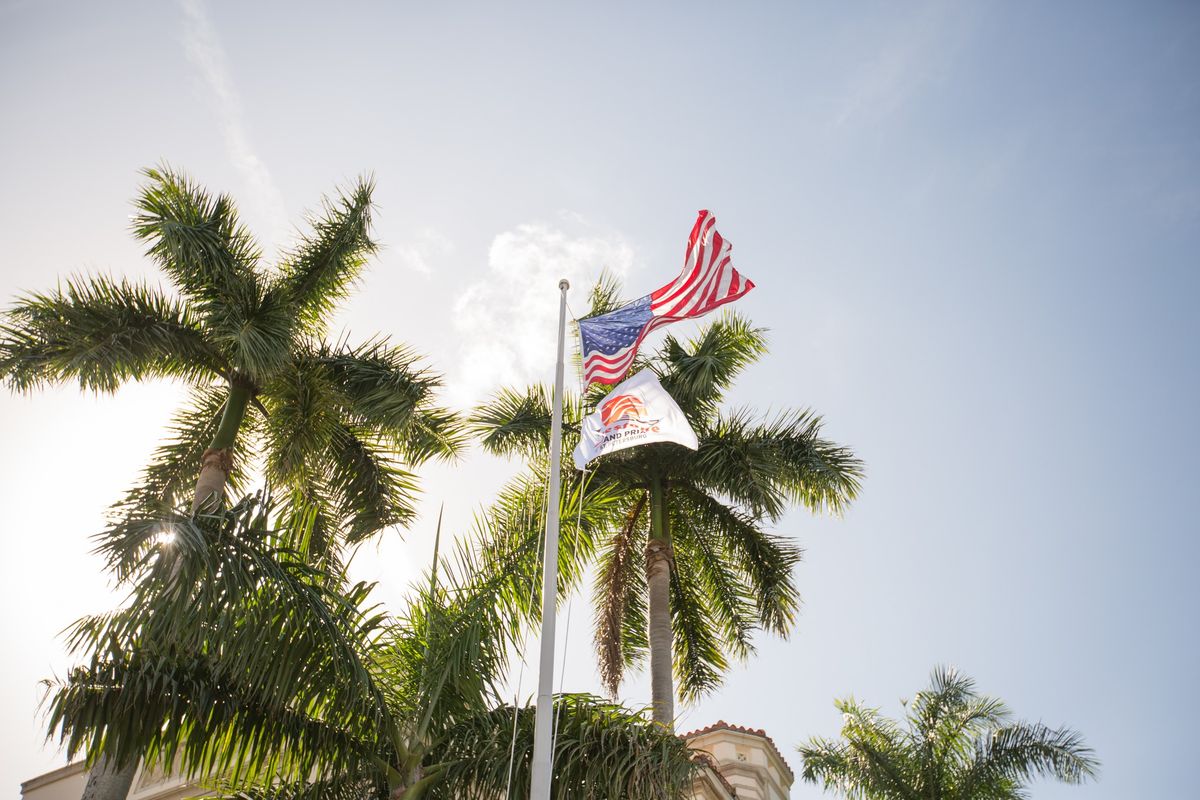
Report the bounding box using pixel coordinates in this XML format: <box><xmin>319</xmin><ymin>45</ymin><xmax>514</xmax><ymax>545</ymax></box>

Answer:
<box><xmin>601</xmin><ymin>394</ymin><xmax>652</xmax><ymax>426</ymax></box>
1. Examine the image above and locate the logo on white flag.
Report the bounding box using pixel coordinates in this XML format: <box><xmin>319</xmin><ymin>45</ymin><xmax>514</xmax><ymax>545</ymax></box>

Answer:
<box><xmin>573</xmin><ymin>370</ymin><xmax>698</xmax><ymax>469</ymax></box>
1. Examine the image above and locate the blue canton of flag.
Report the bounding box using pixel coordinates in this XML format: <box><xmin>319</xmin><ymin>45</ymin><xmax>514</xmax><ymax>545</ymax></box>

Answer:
<box><xmin>577</xmin><ymin>296</ymin><xmax>654</xmax><ymax>383</ymax></box>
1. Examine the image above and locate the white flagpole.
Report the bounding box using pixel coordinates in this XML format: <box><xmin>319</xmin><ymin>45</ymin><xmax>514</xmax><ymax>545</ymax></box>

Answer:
<box><xmin>530</xmin><ymin>278</ymin><xmax>570</xmax><ymax>800</ymax></box>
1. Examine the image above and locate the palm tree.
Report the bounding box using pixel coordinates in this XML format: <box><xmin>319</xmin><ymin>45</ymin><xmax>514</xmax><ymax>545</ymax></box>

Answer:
<box><xmin>2</xmin><ymin>166</ymin><xmax>463</xmax><ymax>799</ymax></box>
<box><xmin>47</xmin><ymin>495</ymin><xmax>701</xmax><ymax>799</ymax></box>
<box><xmin>798</xmin><ymin>666</ymin><xmax>1099</xmax><ymax>799</ymax></box>
<box><xmin>0</xmin><ymin>165</ymin><xmax>462</xmax><ymax>545</ymax></box>
<box><xmin>469</xmin><ymin>277</ymin><xmax>863</xmax><ymax>729</ymax></box>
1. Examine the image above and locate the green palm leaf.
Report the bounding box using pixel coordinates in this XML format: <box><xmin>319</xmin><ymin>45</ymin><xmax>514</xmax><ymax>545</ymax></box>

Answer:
<box><xmin>277</xmin><ymin>176</ymin><xmax>378</xmax><ymax>332</ymax></box>
<box><xmin>799</xmin><ymin>667</ymin><xmax>1099</xmax><ymax>800</ymax></box>
<box><xmin>0</xmin><ymin>275</ymin><xmax>221</xmax><ymax>392</ymax></box>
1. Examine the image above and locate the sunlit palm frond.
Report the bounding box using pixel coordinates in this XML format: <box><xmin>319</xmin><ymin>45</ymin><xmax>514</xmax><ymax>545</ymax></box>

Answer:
<box><xmin>674</xmin><ymin>485</ymin><xmax>800</xmax><ymax>634</ymax></box>
<box><xmin>261</xmin><ymin>359</ymin><xmax>343</xmax><ymax>488</ymax></box>
<box><xmin>756</xmin><ymin>408</ymin><xmax>864</xmax><ymax>514</ymax></box>
<box><xmin>669</xmin><ymin>502</ymin><xmax>758</xmax><ymax>663</ymax></box>
<box><xmin>690</xmin><ymin>408</ymin><xmax>792</xmax><ymax>519</ymax></box>
<box><xmin>312</xmin><ymin>338</ymin><xmax>466</xmax><ymax>462</ymax></box>
<box><xmin>206</xmin><ymin>772</ymin><xmax>387</xmax><ymax>800</ymax></box>
<box><xmin>668</xmin><ymin>550</ymin><xmax>727</xmax><ymax>702</ymax></box>
<box><xmin>0</xmin><ymin>275</ymin><xmax>221</xmax><ymax>392</ymax></box>
<box><xmin>131</xmin><ymin>164</ymin><xmax>263</xmax><ymax>311</ymax></box>
<box><xmin>133</xmin><ymin>165</ymin><xmax>294</xmax><ymax>382</ymax></box>
<box><xmin>47</xmin><ymin>649</ymin><xmax>384</xmax><ymax>788</ymax></box>
<box><xmin>800</xmin><ymin>668</ymin><xmax>1098</xmax><ymax>800</ymax></box>
<box><xmin>656</xmin><ymin>312</ymin><xmax>767</xmax><ymax>417</ymax></box>
<box><xmin>585</xmin><ymin>270</ymin><xmax>628</xmax><ymax>318</ymax></box>
<box><xmin>469</xmin><ymin>469</ymin><xmax>627</xmax><ymax>629</ymax></box>
<box><xmin>277</xmin><ymin>175</ymin><xmax>377</xmax><ymax>332</ymax></box>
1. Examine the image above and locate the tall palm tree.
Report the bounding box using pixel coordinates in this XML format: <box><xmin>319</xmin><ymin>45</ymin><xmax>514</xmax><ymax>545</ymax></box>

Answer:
<box><xmin>2</xmin><ymin>166</ymin><xmax>463</xmax><ymax>799</ymax></box>
<box><xmin>798</xmin><ymin>666</ymin><xmax>1099</xmax><ymax>799</ymax></box>
<box><xmin>470</xmin><ymin>277</ymin><xmax>863</xmax><ymax>729</ymax></box>
<box><xmin>47</xmin><ymin>495</ymin><xmax>701</xmax><ymax>799</ymax></box>
<box><xmin>0</xmin><ymin>165</ymin><xmax>462</xmax><ymax>545</ymax></box>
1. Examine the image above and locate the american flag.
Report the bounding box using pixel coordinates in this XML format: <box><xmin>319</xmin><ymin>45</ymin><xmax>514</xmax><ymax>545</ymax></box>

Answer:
<box><xmin>578</xmin><ymin>210</ymin><xmax>755</xmax><ymax>385</ymax></box>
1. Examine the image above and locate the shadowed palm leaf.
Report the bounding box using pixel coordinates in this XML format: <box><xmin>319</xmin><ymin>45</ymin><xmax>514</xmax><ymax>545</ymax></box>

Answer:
<box><xmin>47</xmin><ymin>496</ymin><xmax>699</xmax><ymax>799</ymax></box>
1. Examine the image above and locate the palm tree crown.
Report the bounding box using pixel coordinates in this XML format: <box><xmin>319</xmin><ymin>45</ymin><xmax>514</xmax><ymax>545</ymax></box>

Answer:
<box><xmin>798</xmin><ymin>666</ymin><xmax>1099</xmax><ymax>799</ymax></box>
<box><xmin>0</xmin><ymin>166</ymin><xmax>463</xmax><ymax>556</ymax></box>
<box><xmin>470</xmin><ymin>277</ymin><xmax>863</xmax><ymax>727</ymax></box>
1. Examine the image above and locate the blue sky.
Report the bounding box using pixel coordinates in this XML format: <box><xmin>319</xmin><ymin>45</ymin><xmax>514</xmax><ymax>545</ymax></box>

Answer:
<box><xmin>1</xmin><ymin>1</ymin><xmax>1197</xmax><ymax>797</ymax></box>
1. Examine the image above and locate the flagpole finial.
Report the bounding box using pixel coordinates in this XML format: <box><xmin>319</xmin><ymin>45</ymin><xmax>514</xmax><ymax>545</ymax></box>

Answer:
<box><xmin>559</xmin><ymin>279</ymin><xmax>570</xmax><ymax>291</ymax></box>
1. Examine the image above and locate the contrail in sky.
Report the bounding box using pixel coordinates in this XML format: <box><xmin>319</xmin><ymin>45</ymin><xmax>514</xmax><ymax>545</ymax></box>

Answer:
<box><xmin>180</xmin><ymin>0</ymin><xmax>288</xmax><ymax>245</ymax></box>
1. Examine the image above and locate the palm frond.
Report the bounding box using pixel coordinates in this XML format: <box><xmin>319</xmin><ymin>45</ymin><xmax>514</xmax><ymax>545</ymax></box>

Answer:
<box><xmin>207</xmin><ymin>284</ymin><xmax>296</xmax><ymax>384</ymax></box>
<box><xmin>133</xmin><ymin>165</ymin><xmax>297</xmax><ymax>382</ymax></box>
<box><xmin>656</xmin><ymin>312</ymin><xmax>767</xmax><ymax>418</ymax></box>
<box><xmin>132</xmin><ymin>165</ymin><xmax>262</xmax><ymax>312</ymax></box>
<box><xmin>690</xmin><ymin>409</ymin><xmax>791</xmax><ymax>519</ymax></box>
<box><xmin>276</xmin><ymin>175</ymin><xmax>377</xmax><ymax>333</ymax></box>
<box><xmin>51</xmin><ymin>497</ymin><xmax>397</xmax><ymax>785</ymax></box>
<box><xmin>324</xmin><ymin>423</ymin><xmax>420</xmax><ymax>544</ymax></box>
<box><xmin>457</xmin><ymin>470</ymin><xmax>625</xmax><ymax>634</ymax></box>
<box><xmin>469</xmin><ymin>384</ymin><xmax>557</xmax><ymax>459</ymax></box>
<box><xmin>694</xmin><ymin>407</ymin><xmax>862</xmax><ymax>519</ymax></box>
<box><xmin>668</xmin><ymin>548</ymin><xmax>727</xmax><ymax>702</ymax></box>
<box><xmin>206</xmin><ymin>772</ymin><xmax>387</xmax><ymax>800</ymax></box>
<box><xmin>0</xmin><ymin>275</ymin><xmax>221</xmax><ymax>392</ymax></box>
<box><xmin>585</xmin><ymin>271</ymin><xmax>628</xmax><ymax>317</ymax></box>
<box><xmin>673</xmin><ymin>485</ymin><xmax>800</xmax><ymax>634</ymax></box>
<box><xmin>594</xmin><ymin>493</ymin><xmax>648</xmax><ymax>696</ymax></box>
<box><xmin>313</xmin><ymin>338</ymin><xmax>465</xmax><ymax>461</ymax></box>
<box><xmin>963</xmin><ymin>721</ymin><xmax>1099</xmax><ymax>793</ymax></box>
<box><xmin>800</xmin><ymin>671</ymin><xmax>1098</xmax><ymax>800</ymax></box>
<box><xmin>428</xmin><ymin>695</ymin><xmax>698</xmax><ymax>800</ymax></box>
<box><xmin>757</xmin><ymin>408</ymin><xmax>864</xmax><ymax>514</ymax></box>
<box><xmin>669</xmin><ymin>502</ymin><xmax>759</xmax><ymax>664</ymax></box>
<box><xmin>262</xmin><ymin>359</ymin><xmax>343</xmax><ymax>488</ymax></box>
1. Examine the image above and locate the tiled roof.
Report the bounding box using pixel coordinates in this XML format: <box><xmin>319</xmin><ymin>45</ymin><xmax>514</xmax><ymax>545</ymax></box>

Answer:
<box><xmin>682</xmin><ymin>720</ymin><xmax>795</xmax><ymax>782</ymax></box>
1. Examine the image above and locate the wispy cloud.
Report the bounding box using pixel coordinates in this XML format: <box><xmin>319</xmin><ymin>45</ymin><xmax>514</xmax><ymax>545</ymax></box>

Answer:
<box><xmin>831</xmin><ymin>1</ymin><xmax>975</xmax><ymax>131</ymax></box>
<box><xmin>180</xmin><ymin>0</ymin><xmax>287</xmax><ymax>243</ymax></box>
<box><xmin>449</xmin><ymin>216</ymin><xmax>637</xmax><ymax>407</ymax></box>
<box><xmin>394</xmin><ymin>227</ymin><xmax>454</xmax><ymax>276</ymax></box>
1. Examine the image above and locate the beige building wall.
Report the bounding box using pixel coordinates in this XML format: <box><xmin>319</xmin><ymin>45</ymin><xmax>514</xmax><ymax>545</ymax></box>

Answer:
<box><xmin>23</xmin><ymin>721</ymin><xmax>793</xmax><ymax>799</ymax></box>
<box><xmin>22</xmin><ymin>763</ymin><xmax>197</xmax><ymax>800</ymax></box>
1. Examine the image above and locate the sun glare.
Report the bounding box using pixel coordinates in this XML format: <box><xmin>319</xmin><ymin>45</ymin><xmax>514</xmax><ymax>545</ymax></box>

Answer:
<box><xmin>152</xmin><ymin>527</ymin><xmax>177</xmax><ymax>548</ymax></box>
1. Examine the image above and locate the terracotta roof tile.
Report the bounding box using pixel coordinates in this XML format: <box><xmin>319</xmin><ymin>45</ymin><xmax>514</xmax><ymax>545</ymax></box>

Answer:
<box><xmin>681</xmin><ymin>719</ymin><xmax>795</xmax><ymax>781</ymax></box>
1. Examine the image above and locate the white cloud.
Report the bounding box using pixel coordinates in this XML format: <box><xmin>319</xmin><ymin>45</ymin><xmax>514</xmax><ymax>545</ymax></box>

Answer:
<box><xmin>393</xmin><ymin>227</ymin><xmax>454</xmax><ymax>276</ymax></box>
<box><xmin>450</xmin><ymin>218</ymin><xmax>637</xmax><ymax>407</ymax></box>
<box><xmin>180</xmin><ymin>0</ymin><xmax>288</xmax><ymax>244</ymax></box>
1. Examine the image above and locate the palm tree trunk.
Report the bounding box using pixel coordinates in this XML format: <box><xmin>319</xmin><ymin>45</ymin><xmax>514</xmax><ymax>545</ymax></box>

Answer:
<box><xmin>645</xmin><ymin>476</ymin><xmax>674</xmax><ymax>729</ymax></box>
<box><xmin>191</xmin><ymin>382</ymin><xmax>251</xmax><ymax>513</ymax></box>
<box><xmin>79</xmin><ymin>757</ymin><xmax>136</xmax><ymax>800</ymax></box>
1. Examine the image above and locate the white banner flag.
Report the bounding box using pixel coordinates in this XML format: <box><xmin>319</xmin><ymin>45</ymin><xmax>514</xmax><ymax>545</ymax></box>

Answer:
<box><xmin>573</xmin><ymin>369</ymin><xmax>699</xmax><ymax>469</ymax></box>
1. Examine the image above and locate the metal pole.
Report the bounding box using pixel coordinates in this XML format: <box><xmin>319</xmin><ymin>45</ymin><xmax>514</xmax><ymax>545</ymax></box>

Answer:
<box><xmin>530</xmin><ymin>278</ymin><xmax>570</xmax><ymax>800</ymax></box>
